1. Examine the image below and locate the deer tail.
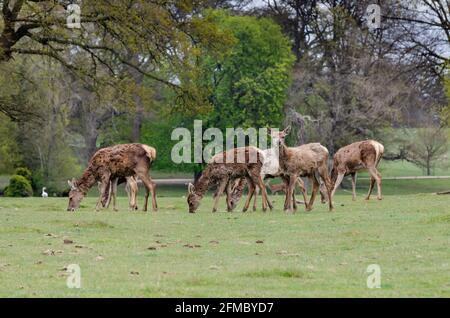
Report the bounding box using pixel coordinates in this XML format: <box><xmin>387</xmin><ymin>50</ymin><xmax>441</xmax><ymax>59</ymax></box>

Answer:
<box><xmin>141</xmin><ymin>144</ymin><xmax>157</xmax><ymax>163</ymax></box>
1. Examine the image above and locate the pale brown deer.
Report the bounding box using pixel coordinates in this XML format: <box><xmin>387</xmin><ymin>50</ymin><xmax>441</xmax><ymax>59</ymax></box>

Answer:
<box><xmin>67</xmin><ymin>143</ymin><xmax>157</xmax><ymax>212</ymax></box>
<box><xmin>95</xmin><ymin>176</ymin><xmax>139</xmax><ymax>211</ymax></box>
<box><xmin>331</xmin><ymin>140</ymin><xmax>384</xmax><ymax>200</ymax></box>
<box><xmin>187</xmin><ymin>147</ymin><xmax>272</xmax><ymax>213</ymax></box>
<box><xmin>277</xmin><ymin>126</ymin><xmax>334</xmax><ymax>212</ymax></box>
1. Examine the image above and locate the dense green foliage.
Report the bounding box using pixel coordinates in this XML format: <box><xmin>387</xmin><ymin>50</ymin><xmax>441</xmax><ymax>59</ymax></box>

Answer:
<box><xmin>4</xmin><ymin>175</ymin><xmax>33</xmax><ymax>197</ymax></box>
<box><xmin>200</xmin><ymin>11</ymin><xmax>295</xmax><ymax>129</ymax></box>
<box><xmin>14</xmin><ymin>167</ymin><xmax>32</xmax><ymax>182</ymax></box>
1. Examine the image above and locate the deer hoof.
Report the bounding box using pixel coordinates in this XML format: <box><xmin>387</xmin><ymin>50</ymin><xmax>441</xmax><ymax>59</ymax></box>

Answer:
<box><xmin>212</xmin><ymin>208</ymin><xmax>217</xmax><ymax>213</ymax></box>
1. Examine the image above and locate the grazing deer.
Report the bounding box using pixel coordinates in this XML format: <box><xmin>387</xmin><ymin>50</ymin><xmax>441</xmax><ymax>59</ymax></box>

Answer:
<box><xmin>277</xmin><ymin>126</ymin><xmax>334</xmax><ymax>212</ymax></box>
<box><xmin>67</xmin><ymin>143</ymin><xmax>157</xmax><ymax>212</ymax></box>
<box><xmin>268</xmin><ymin>181</ymin><xmax>286</xmax><ymax>195</ymax></box>
<box><xmin>226</xmin><ymin>128</ymin><xmax>311</xmax><ymax>211</ymax></box>
<box><xmin>267</xmin><ymin>180</ymin><xmax>306</xmax><ymax>196</ymax></box>
<box><xmin>187</xmin><ymin>147</ymin><xmax>272</xmax><ymax>213</ymax></box>
<box><xmin>95</xmin><ymin>176</ymin><xmax>139</xmax><ymax>211</ymax></box>
<box><xmin>331</xmin><ymin>140</ymin><xmax>384</xmax><ymax>200</ymax></box>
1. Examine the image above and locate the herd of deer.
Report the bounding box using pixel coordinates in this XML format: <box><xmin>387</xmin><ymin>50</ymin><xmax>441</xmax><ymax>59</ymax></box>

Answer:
<box><xmin>66</xmin><ymin>126</ymin><xmax>384</xmax><ymax>214</ymax></box>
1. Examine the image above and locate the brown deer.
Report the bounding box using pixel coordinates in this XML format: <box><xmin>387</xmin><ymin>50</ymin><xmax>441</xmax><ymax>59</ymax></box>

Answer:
<box><xmin>67</xmin><ymin>143</ymin><xmax>157</xmax><ymax>212</ymax></box>
<box><xmin>187</xmin><ymin>147</ymin><xmax>272</xmax><ymax>213</ymax></box>
<box><xmin>277</xmin><ymin>126</ymin><xmax>334</xmax><ymax>212</ymax></box>
<box><xmin>331</xmin><ymin>140</ymin><xmax>384</xmax><ymax>200</ymax></box>
<box><xmin>95</xmin><ymin>176</ymin><xmax>139</xmax><ymax>211</ymax></box>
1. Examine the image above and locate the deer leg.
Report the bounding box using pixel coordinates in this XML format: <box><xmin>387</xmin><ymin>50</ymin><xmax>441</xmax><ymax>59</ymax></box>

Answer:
<box><xmin>102</xmin><ymin>180</ymin><xmax>113</xmax><ymax>210</ymax></box>
<box><xmin>212</xmin><ymin>178</ymin><xmax>228</xmax><ymax>212</ymax></box>
<box><xmin>306</xmin><ymin>174</ymin><xmax>320</xmax><ymax>212</ymax></box>
<box><xmin>286</xmin><ymin>175</ymin><xmax>297</xmax><ymax>213</ymax></box>
<box><xmin>296</xmin><ymin>177</ymin><xmax>308</xmax><ymax>206</ymax></box>
<box><xmin>131</xmin><ymin>177</ymin><xmax>139</xmax><ymax>210</ymax></box>
<box><xmin>366</xmin><ymin>167</ymin><xmax>382</xmax><ymax>200</ymax></box>
<box><xmin>331</xmin><ymin>172</ymin><xmax>345</xmax><ymax>199</ymax></box>
<box><xmin>126</xmin><ymin>177</ymin><xmax>138</xmax><ymax>211</ymax></box>
<box><xmin>150</xmin><ymin>176</ymin><xmax>157</xmax><ymax>211</ymax></box>
<box><xmin>242</xmin><ymin>177</ymin><xmax>255</xmax><ymax>212</ymax></box>
<box><xmin>351</xmin><ymin>172</ymin><xmax>357</xmax><ymax>201</ymax></box>
<box><xmin>298</xmin><ymin>177</ymin><xmax>308</xmax><ymax>199</ymax></box>
<box><xmin>252</xmin><ymin>186</ymin><xmax>259</xmax><ymax>212</ymax></box>
<box><xmin>135</xmin><ymin>172</ymin><xmax>154</xmax><ymax>212</ymax></box>
<box><xmin>139</xmin><ymin>174</ymin><xmax>157</xmax><ymax>211</ymax></box>
<box><xmin>252</xmin><ymin>173</ymin><xmax>272</xmax><ymax>211</ymax></box>
<box><xmin>109</xmin><ymin>178</ymin><xmax>118</xmax><ymax>211</ymax></box>
<box><xmin>125</xmin><ymin>179</ymin><xmax>132</xmax><ymax>210</ymax></box>
<box><xmin>255</xmin><ymin>174</ymin><xmax>273</xmax><ymax>212</ymax></box>
<box><xmin>281</xmin><ymin>175</ymin><xmax>290</xmax><ymax>211</ymax></box>
<box><xmin>318</xmin><ymin>173</ymin><xmax>334</xmax><ymax>212</ymax></box>
<box><xmin>95</xmin><ymin>182</ymin><xmax>102</xmax><ymax>211</ymax></box>
<box><xmin>366</xmin><ymin>177</ymin><xmax>375</xmax><ymax>200</ymax></box>
<box><xmin>225</xmin><ymin>180</ymin><xmax>233</xmax><ymax>212</ymax></box>
<box><xmin>99</xmin><ymin>173</ymin><xmax>112</xmax><ymax>208</ymax></box>
<box><xmin>319</xmin><ymin>179</ymin><xmax>327</xmax><ymax>204</ymax></box>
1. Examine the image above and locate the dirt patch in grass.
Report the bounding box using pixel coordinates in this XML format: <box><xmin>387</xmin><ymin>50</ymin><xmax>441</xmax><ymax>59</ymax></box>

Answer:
<box><xmin>242</xmin><ymin>269</ymin><xmax>306</xmax><ymax>279</ymax></box>
<box><xmin>73</xmin><ymin>221</ymin><xmax>114</xmax><ymax>229</ymax></box>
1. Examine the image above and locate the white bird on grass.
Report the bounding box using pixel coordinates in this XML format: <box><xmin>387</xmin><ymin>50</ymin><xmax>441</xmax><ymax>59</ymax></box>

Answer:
<box><xmin>42</xmin><ymin>187</ymin><xmax>48</xmax><ymax>198</ymax></box>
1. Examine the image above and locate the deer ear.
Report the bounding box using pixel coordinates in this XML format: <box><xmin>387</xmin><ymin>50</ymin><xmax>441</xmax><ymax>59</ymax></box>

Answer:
<box><xmin>188</xmin><ymin>183</ymin><xmax>195</xmax><ymax>194</ymax></box>
<box><xmin>283</xmin><ymin>125</ymin><xmax>291</xmax><ymax>135</ymax></box>
<box><xmin>231</xmin><ymin>179</ymin><xmax>239</xmax><ymax>192</ymax></box>
<box><xmin>68</xmin><ymin>179</ymin><xmax>77</xmax><ymax>190</ymax></box>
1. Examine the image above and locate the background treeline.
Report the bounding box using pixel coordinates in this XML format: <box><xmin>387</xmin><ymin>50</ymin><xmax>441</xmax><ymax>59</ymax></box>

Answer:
<box><xmin>0</xmin><ymin>0</ymin><xmax>449</xmax><ymax>195</ymax></box>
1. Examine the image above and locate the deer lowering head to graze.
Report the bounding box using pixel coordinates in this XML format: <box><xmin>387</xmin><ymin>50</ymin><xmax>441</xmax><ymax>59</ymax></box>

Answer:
<box><xmin>276</xmin><ymin>126</ymin><xmax>334</xmax><ymax>212</ymax></box>
<box><xmin>95</xmin><ymin>176</ymin><xmax>139</xmax><ymax>211</ymax></box>
<box><xmin>187</xmin><ymin>146</ymin><xmax>272</xmax><ymax>213</ymax></box>
<box><xmin>226</xmin><ymin>128</ymin><xmax>311</xmax><ymax>211</ymax></box>
<box><xmin>67</xmin><ymin>143</ymin><xmax>157</xmax><ymax>212</ymax></box>
<box><xmin>330</xmin><ymin>140</ymin><xmax>384</xmax><ymax>201</ymax></box>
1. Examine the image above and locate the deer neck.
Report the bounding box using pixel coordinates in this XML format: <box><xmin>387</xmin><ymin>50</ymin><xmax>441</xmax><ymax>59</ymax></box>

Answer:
<box><xmin>76</xmin><ymin>168</ymin><xmax>98</xmax><ymax>194</ymax></box>
<box><xmin>279</xmin><ymin>142</ymin><xmax>289</xmax><ymax>161</ymax></box>
<box><xmin>193</xmin><ymin>169</ymin><xmax>210</xmax><ymax>198</ymax></box>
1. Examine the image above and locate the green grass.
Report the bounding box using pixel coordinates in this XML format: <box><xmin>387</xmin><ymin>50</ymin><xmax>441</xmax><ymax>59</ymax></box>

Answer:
<box><xmin>0</xmin><ymin>179</ymin><xmax>449</xmax><ymax>297</ymax></box>
<box><xmin>363</xmin><ymin>160</ymin><xmax>449</xmax><ymax>178</ymax></box>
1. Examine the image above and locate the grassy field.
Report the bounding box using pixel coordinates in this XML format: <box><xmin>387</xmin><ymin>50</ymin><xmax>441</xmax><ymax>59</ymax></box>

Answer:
<box><xmin>0</xmin><ymin>179</ymin><xmax>449</xmax><ymax>297</ymax></box>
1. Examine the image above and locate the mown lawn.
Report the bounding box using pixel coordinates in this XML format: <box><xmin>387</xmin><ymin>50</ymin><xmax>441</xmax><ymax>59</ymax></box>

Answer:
<box><xmin>1</xmin><ymin>178</ymin><xmax>449</xmax><ymax>298</ymax></box>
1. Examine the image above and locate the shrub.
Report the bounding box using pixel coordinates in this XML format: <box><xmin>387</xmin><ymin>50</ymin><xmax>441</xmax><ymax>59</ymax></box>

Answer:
<box><xmin>4</xmin><ymin>175</ymin><xmax>33</xmax><ymax>197</ymax></box>
<box><xmin>14</xmin><ymin>167</ymin><xmax>32</xmax><ymax>182</ymax></box>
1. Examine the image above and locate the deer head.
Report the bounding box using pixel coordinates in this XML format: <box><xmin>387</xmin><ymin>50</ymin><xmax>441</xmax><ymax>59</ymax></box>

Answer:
<box><xmin>187</xmin><ymin>183</ymin><xmax>201</xmax><ymax>213</ymax></box>
<box><xmin>67</xmin><ymin>178</ymin><xmax>84</xmax><ymax>212</ymax></box>
<box><xmin>228</xmin><ymin>178</ymin><xmax>246</xmax><ymax>211</ymax></box>
<box><xmin>268</xmin><ymin>126</ymin><xmax>291</xmax><ymax>146</ymax></box>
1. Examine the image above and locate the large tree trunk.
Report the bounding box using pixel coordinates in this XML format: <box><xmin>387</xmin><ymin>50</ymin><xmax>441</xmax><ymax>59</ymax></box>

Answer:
<box><xmin>85</xmin><ymin>127</ymin><xmax>99</xmax><ymax>160</ymax></box>
<box><xmin>132</xmin><ymin>89</ymin><xmax>144</xmax><ymax>142</ymax></box>
<box><xmin>127</xmin><ymin>52</ymin><xmax>145</xmax><ymax>142</ymax></box>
